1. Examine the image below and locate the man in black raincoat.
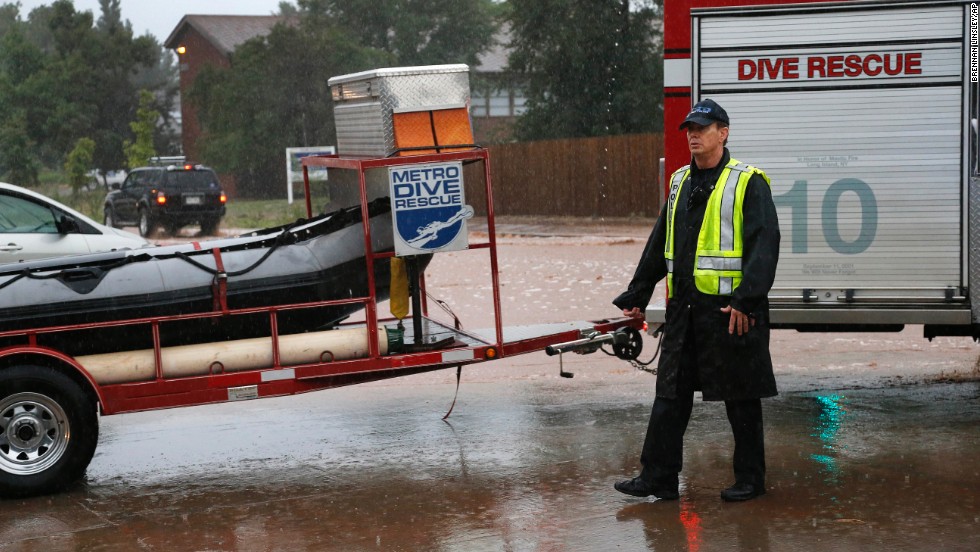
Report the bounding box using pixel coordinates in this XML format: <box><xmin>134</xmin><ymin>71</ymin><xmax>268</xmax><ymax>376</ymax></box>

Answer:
<box><xmin>613</xmin><ymin>99</ymin><xmax>780</xmax><ymax>502</ymax></box>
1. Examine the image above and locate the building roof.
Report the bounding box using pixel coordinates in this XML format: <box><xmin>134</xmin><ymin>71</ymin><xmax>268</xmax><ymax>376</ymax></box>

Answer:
<box><xmin>164</xmin><ymin>15</ymin><xmax>283</xmax><ymax>55</ymax></box>
<box><xmin>165</xmin><ymin>14</ymin><xmax>509</xmax><ymax>72</ymax></box>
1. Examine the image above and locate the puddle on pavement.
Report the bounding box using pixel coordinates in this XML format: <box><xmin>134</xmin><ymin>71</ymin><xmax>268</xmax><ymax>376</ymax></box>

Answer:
<box><xmin>2</xmin><ymin>378</ymin><xmax>977</xmax><ymax>551</ymax></box>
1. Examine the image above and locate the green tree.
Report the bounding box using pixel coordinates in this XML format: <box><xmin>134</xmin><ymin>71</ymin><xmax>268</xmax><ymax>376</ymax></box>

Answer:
<box><xmin>0</xmin><ymin>3</ymin><xmax>19</xmax><ymax>36</ymax></box>
<box><xmin>95</xmin><ymin>0</ymin><xmax>125</xmax><ymax>33</ymax></box>
<box><xmin>507</xmin><ymin>0</ymin><xmax>664</xmax><ymax>141</ymax></box>
<box><xmin>123</xmin><ymin>89</ymin><xmax>158</xmax><ymax>168</ymax></box>
<box><xmin>131</xmin><ymin>37</ymin><xmax>181</xmax><ymax>156</ymax></box>
<box><xmin>0</xmin><ymin>112</ymin><xmax>40</xmax><ymax>184</ymax></box>
<box><xmin>64</xmin><ymin>136</ymin><xmax>95</xmax><ymax>196</ymax></box>
<box><xmin>189</xmin><ymin>20</ymin><xmax>391</xmax><ymax>197</ymax></box>
<box><xmin>297</xmin><ymin>0</ymin><xmax>498</xmax><ymax>66</ymax></box>
<box><xmin>0</xmin><ymin>0</ymin><xmax>175</xmax><ymax>180</ymax></box>
<box><xmin>83</xmin><ymin>1</ymin><xmax>162</xmax><ymax>171</ymax></box>
<box><xmin>0</xmin><ymin>22</ymin><xmax>45</xmax><ymax>181</ymax></box>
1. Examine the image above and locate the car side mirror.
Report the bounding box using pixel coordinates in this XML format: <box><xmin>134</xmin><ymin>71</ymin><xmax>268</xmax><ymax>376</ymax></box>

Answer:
<box><xmin>56</xmin><ymin>214</ymin><xmax>81</xmax><ymax>234</ymax></box>
<box><xmin>110</xmin><ymin>182</ymin><xmax>121</xmax><ymax>191</ymax></box>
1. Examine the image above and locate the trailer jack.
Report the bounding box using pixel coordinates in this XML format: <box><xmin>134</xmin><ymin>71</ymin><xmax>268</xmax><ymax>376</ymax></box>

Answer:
<box><xmin>545</xmin><ymin>327</ymin><xmax>643</xmax><ymax>378</ymax></box>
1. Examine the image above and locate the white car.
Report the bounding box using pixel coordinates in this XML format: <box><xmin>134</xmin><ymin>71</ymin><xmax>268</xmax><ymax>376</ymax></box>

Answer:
<box><xmin>87</xmin><ymin>169</ymin><xmax>127</xmax><ymax>189</ymax></box>
<box><xmin>0</xmin><ymin>182</ymin><xmax>151</xmax><ymax>264</ymax></box>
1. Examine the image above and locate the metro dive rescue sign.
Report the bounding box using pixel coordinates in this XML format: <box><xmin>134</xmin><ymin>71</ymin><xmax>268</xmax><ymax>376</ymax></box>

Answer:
<box><xmin>389</xmin><ymin>161</ymin><xmax>473</xmax><ymax>256</ymax></box>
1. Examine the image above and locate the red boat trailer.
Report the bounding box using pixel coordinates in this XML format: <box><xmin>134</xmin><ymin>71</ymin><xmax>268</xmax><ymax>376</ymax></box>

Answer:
<box><xmin>0</xmin><ymin>148</ymin><xmax>641</xmax><ymax>498</ymax></box>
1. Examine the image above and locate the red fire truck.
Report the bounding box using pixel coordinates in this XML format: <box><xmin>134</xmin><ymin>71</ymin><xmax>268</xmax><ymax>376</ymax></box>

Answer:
<box><xmin>656</xmin><ymin>0</ymin><xmax>979</xmax><ymax>338</ymax></box>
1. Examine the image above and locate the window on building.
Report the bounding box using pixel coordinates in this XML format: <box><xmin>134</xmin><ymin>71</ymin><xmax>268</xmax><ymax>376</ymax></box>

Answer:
<box><xmin>488</xmin><ymin>89</ymin><xmax>511</xmax><ymax>117</ymax></box>
<box><xmin>471</xmin><ymin>82</ymin><xmax>528</xmax><ymax>118</ymax></box>
<box><xmin>471</xmin><ymin>88</ymin><xmax>488</xmax><ymax>118</ymax></box>
<box><xmin>513</xmin><ymin>91</ymin><xmax>527</xmax><ymax>116</ymax></box>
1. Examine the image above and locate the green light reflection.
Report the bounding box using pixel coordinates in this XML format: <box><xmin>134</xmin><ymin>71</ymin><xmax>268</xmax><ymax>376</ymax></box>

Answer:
<box><xmin>809</xmin><ymin>393</ymin><xmax>847</xmax><ymax>483</ymax></box>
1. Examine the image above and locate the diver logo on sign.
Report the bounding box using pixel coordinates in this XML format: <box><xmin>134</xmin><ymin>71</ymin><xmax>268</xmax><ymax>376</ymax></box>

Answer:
<box><xmin>389</xmin><ymin>161</ymin><xmax>473</xmax><ymax>256</ymax></box>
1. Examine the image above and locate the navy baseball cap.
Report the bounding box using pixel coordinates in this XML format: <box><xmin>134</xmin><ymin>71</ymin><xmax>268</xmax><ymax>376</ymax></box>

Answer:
<box><xmin>679</xmin><ymin>99</ymin><xmax>730</xmax><ymax>129</ymax></box>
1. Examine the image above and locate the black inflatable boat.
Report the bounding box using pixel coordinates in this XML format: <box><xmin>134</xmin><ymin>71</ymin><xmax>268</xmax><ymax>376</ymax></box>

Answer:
<box><xmin>0</xmin><ymin>198</ymin><xmax>410</xmax><ymax>356</ymax></box>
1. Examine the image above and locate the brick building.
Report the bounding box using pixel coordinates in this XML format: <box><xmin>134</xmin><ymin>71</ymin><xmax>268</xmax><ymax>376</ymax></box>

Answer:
<box><xmin>164</xmin><ymin>15</ymin><xmax>282</xmax><ymax>197</ymax></box>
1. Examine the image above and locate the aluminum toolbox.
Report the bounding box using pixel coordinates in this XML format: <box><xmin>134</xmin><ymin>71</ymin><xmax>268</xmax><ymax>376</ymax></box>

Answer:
<box><xmin>328</xmin><ymin>64</ymin><xmax>471</xmax><ymax>157</ymax></box>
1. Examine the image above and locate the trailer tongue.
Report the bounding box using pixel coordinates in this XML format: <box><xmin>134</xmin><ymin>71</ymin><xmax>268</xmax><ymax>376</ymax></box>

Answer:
<box><xmin>0</xmin><ymin>65</ymin><xmax>640</xmax><ymax>498</ymax></box>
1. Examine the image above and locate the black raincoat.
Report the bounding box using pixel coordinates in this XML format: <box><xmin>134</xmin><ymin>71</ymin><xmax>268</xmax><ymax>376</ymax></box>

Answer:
<box><xmin>614</xmin><ymin>149</ymin><xmax>780</xmax><ymax>401</ymax></box>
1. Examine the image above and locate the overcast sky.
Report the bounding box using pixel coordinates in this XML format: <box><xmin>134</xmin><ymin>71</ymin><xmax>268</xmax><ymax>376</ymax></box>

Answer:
<box><xmin>14</xmin><ymin>0</ymin><xmax>287</xmax><ymax>43</ymax></box>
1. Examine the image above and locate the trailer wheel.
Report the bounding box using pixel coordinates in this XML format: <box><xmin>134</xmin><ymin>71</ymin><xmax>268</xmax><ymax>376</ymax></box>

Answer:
<box><xmin>0</xmin><ymin>366</ymin><xmax>98</xmax><ymax>498</ymax></box>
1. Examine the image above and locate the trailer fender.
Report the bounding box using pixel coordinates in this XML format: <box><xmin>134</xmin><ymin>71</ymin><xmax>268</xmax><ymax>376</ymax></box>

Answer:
<box><xmin>0</xmin><ymin>346</ymin><xmax>106</xmax><ymax>412</ymax></box>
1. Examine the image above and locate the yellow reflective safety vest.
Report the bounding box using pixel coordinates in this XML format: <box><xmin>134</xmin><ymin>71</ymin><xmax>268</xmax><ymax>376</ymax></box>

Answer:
<box><xmin>664</xmin><ymin>158</ymin><xmax>771</xmax><ymax>297</ymax></box>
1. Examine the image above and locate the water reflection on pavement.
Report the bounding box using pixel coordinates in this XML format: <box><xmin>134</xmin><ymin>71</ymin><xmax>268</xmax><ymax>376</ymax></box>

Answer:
<box><xmin>2</xmin><ymin>375</ymin><xmax>977</xmax><ymax>551</ymax></box>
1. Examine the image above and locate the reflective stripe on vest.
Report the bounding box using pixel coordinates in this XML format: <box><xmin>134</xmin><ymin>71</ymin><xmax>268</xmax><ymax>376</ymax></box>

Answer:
<box><xmin>664</xmin><ymin>158</ymin><xmax>770</xmax><ymax>297</ymax></box>
<box><xmin>663</xmin><ymin>166</ymin><xmax>690</xmax><ymax>296</ymax></box>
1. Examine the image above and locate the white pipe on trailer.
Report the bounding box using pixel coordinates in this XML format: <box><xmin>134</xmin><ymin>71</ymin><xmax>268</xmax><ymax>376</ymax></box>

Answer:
<box><xmin>75</xmin><ymin>327</ymin><xmax>390</xmax><ymax>385</ymax></box>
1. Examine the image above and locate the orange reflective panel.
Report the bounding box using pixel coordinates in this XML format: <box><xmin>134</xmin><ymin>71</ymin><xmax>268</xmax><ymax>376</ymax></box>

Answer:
<box><xmin>392</xmin><ymin>108</ymin><xmax>474</xmax><ymax>157</ymax></box>
<box><xmin>433</xmin><ymin>108</ymin><xmax>474</xmax><ymax>153</ymax></box>
<box><xmin>392</xmin><ymin>111</ymin><xmax>438</xmax><ymax>157</ymax></box>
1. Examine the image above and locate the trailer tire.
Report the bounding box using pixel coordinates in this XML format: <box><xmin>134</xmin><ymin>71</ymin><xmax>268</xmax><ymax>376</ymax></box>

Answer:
<box><xmin>0</xmin><ymin>365</ymin><xmax>98</xmax><ymax>498</ymax></box>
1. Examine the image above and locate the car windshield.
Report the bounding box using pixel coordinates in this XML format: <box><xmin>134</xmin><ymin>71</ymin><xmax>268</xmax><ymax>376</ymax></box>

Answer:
<box><xmin>164</xmin><ymin>170</ymin><xmax>216</xmax><ymax>190</ymax></box>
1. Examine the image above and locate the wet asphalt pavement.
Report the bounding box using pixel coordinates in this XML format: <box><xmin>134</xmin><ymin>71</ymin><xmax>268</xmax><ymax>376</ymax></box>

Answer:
<box><xmin>2</xmin><ymin>218</ymin><xmax>978</xmax><ymax>551</ymax></box>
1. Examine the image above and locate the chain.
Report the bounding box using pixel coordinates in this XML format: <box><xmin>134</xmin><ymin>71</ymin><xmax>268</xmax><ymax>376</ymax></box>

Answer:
<box><xmin>627</xmin><ymin>325</ymin><xmax>664</xmax><ymax>375</ymax></box>
<box><xmin>630</xmin><ymin>360</ymin><xmax>658</xmax><ymax>374</ymax></box>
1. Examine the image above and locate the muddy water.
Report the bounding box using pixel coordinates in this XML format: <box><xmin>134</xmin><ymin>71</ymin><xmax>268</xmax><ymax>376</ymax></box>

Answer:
<box><xmin>2</xmin><ymin>221</ymin><xmax>978</xmax><ymax>551</ymax></box>
<box><xmin>2</xmin><ymin>378</ymin><xmax>976</xmax><ymax>551</ymax></box>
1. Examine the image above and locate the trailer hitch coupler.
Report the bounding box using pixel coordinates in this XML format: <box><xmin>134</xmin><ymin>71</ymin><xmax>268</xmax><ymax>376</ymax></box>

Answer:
<box><xmin>545</xmin><ymin>327</ymin><xmax>643</xmax><ymax>360</ymax></box>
